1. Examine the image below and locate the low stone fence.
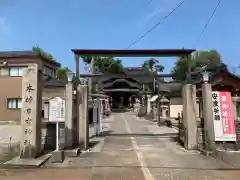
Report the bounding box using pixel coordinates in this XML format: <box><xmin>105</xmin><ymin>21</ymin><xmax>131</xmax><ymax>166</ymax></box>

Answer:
<box><xmin>0</xmin><ymin>124</ymin><xmax>21</xmax><ymax>154</ymax></box>
<box><xmin>175</xmin><ymin>119</ymin><xmax>204</xmax><ymax>150</ymax></box>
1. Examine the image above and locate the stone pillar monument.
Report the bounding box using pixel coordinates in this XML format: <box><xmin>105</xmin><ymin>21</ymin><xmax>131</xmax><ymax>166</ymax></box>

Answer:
<box><xmin>65</xmin><ymin>83</ymin><xmax>73</xmax><ymax>148</ymax></box>
<box><xmin>182</xmin><ymin>84</ymin><xmax>197</xmax><ymax>150</ymax></box>
<box><xmin>96</xmin><ymin>99</ymin><xmax>101</xmax><ymax>136</ymax></box>
<box><xmin>74</xmin><ymin>54</ymin><xmax>80</xmax><ymax>147</ymax></box>
<box><xmin>77</xmin><ymin>85</ymin><xmax>89</xmax><ymax>150</ymax></box>
<box><xmin>147</xmin><ymin>95</ymin><xmax>151</xmax><ymax>114</ymax></box>
<box><xmin>202</xmin><ymin>83</ymin><xmax>215</xmax><ymax>150</ymax></box>
<box><xmin>20</xmin><ymin>64</ymin><xmax>42</xmax><ymax>158</ymax></box>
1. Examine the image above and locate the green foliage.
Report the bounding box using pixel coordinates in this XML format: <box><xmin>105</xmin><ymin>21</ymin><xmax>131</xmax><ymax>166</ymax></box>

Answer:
<box><xmin>32</xmin><ymin>45</ymin><xmax>55</xmax><ymax>61</ymax></box>
<box><xmin>141</xmin><ymin>61</ymin><xmax>149</xmax><ymax>71</ymax></box>
<box><xmin>155</xmin><ymin>64</ymin><xmax>165</xmax><ymax>73</ymax></box>
<box><xmin>56</xmin><ymin>67</ymin><xmax>68</xmax><ymax>84</ymax></box>
<box><xmin>0</xmin><ymin>145</ymin><xmax>19</xmax><ymax>162</ymax></box>
<box><xmin>81</xmin><ymin>56</ymin><xmax>124</xmax><ymax>73</ymax></box>
<box><xmin>32</xmin><ymin>45</ymin><xmax>69</xmax><ymax>83</ymax></box>
<box><xmin>171</xmin><ymin>56</ymin><xmax>194</xmax><ymax>81</ymax></box>
<box><xmin>81</xmin><ymin>56</ymin><xmax>92</xmax><ymax>64</ymax></box>
<box><xmin>141</xmin><ymin>58</ymin><xmax>164</xmax><ymax>72</ymax></box>
<box><xmin>171</xmin><ymin>50</ymin><xmax>228</xmax><ymax>81</ymax></box>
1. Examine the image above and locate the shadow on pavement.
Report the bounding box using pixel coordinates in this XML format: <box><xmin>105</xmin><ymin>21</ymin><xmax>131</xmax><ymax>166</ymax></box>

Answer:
<box><xmin>88</xmin><ymin>141</ymin><xmax>100</xmax><ymax>149</ymax></box>
<box><xmin>111</xmin><ymin>108</ymin><xmax>130</xmax><ymax>113</ymax></box>
<box><xmin>41</xmin><ymin>164</ymin><xmax>240</xmax><ymax>171</ymax></box>
<box><xmin>170</xmin><ymin>136</ymin><xmax>184</xmax><ymax>146</ymax></box>
<box><xmin>107</xmin><ymin>133</ymin><xmax>178</xmax><ymax>137</ymax></box>
<box><xmin>98</xmin><ymin>130</ymin><xmax>113</xmax><ymax>137</ymax></box>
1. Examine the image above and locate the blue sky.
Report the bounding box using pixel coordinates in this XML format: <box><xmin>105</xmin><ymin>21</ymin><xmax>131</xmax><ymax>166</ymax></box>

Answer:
<box><xmin>0</xmin><ymin>0</ymin><xmax>240</xmax><ymax>73</ymax></box>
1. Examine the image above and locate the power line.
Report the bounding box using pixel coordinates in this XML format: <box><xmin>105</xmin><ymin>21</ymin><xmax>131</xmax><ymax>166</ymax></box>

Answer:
<box><xmin>147</xmin><ymin>0</ymin><xmax>153</xmax><ymax>5</ymax></box>
<box><xmin>193</xmin><ymin>0</ymin><xmax>221</xmax><ymax>48</ymax></box>
<box><xmin>127</xmin><ymin>1</ymin><xmax>185</xmax><ymax>49</ymax></box>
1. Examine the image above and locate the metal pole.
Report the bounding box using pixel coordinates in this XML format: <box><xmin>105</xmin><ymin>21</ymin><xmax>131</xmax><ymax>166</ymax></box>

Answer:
<box><xmin>89</xmin><ymin>57</ymin><xmax>94</xmax><ymax>99</ymax></box>
<box><xmin>84</xmin><ymin>62</ymin><xmax>88</xmax><ymax>85</ymax></box>
<box><xmin>157</xmin><ymin>83</ymin><xmax>161</xmax><ymax>126</ymax></box>
<box><xmin>75</xmin><ymin>55</ymin><xmax>80</xmax><ymax>84</ymax></box>
<box><xmin>186</xmin><ymin>55</ymin><xmax>192</xmax><ymax>83</ymax></box>
<box><xmin>56</xmin><ymin>122</ymin><xmax>59</xmax><ymax>151</ymax></box>
<box><xmin>158</xmin><ymin>93</ymin><xmax>162</xmax><ymax>126</ymax></box>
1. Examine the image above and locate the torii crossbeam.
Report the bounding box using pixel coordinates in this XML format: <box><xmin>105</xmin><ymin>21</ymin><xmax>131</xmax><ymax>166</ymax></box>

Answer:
<box><xmin>71</xmin><ymin>49</ymin><xmax>195</xmax><ymax>79</ymax></box>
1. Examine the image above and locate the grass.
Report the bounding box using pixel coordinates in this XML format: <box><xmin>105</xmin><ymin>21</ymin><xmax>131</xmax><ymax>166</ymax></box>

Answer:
<box><xmin>0</xmin><ymin>145</ymin><xmax>20</xmax><ymax>163</ymax></box>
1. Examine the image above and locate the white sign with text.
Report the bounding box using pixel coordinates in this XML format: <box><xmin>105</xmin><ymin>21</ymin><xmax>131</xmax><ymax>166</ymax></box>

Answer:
<box><xmin>49</xmin><ymin>97</ymin><xmax>65</xmax><ymax>122</ymax></box>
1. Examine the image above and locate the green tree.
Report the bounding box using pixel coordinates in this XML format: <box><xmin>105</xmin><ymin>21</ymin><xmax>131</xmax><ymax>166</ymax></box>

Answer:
<box><xmin>171</xmin><ymin>56</ymin><xmax>194</xmax><ymax>81</ymax></box>
<box><xmin>141</xmin><ymin>58</ymin><xmax>165</xmax><ymax>93</ymax></box>
<box><xmin>32</xmin><ymin>45</ymin><xmax>70</xmax><ymax>83</ymax></box>
<box><xmin>81</xmin><ymin>56</ymin><xmax>124</xmax><ymax>73</ymax></box>
<box><xmin>141</xmin><ymin>58</ymin><xmax>164</xmax><ymax>72</ymax></box>
<box><xmin>32</xmin><ymin>45</ymin><xmax>55</xmax><ymax>61</ymax></box>
<box><xmin>141</xmin><ymin>61</ymin><xmax>149</xmax><ymax>71</ymax></box>
<box><xmin>56</xmin><ymin>67</ymin><xmax>68</xmax><ymax>84</ymax></box>
<box><xmin>171</xmin><ymin>50</ymin><xmax>228</xmax><ymax>81</ymax></box>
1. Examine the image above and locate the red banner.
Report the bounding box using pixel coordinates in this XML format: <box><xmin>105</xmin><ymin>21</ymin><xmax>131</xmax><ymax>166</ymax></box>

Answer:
<box><xmin>219</xmin><ymin>92</ymin><xmax>235</xmax><ymax>135</ymax></box>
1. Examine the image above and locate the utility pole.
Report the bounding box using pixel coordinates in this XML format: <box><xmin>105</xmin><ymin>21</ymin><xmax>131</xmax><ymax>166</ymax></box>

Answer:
<box><xmin>186</xmin><ymin>55</ymin><xmax>191</xmax><ymax>83</ymax></box>
<box><xmin>75</xmin><ymin>55</ymin><xmax>80</xmax><ymax>84</ymax></box>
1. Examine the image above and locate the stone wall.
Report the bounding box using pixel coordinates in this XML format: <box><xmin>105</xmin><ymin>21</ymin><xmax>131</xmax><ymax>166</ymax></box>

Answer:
<box><xmin>0</xmin><ymin>125</ymin><xmax>21</xmax><ymax>154</ymax></box>
<box><xmin>197</xmin><ymin>127</ymin><xmax>204</xmax><ymax>150</ymax></box>
<box><xmin>196</xmin><ymin>121</ymin><xmax>240</xmax><ymax>151</ymax></box>
<box><xmin>236</xmin><ymin>121</ymin><xmax>240</xmax><ymax>150</ymax></box>
<box><xmin>178</xmin><ymin>120</ymin><xmax>204</xmax><ymax>150</ymax></box>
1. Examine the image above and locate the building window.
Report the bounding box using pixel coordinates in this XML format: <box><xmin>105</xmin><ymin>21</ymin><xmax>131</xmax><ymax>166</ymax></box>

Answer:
<box><xmin>9</xmin><ymin>67</ymin><xmax>24</xmax><ymax>76</ymax></box>
<box><xmin>0</xmin><ymin>67</ymin><xmax>25</xmax><ymax>77</ymax></box>
<box><xmin>7</xmin><ymin>98</ymin><xmax>22</xmax><ymax>109</ymax></box>
<box><xmin>43</xmin><ymin>102</ymin><xmax>49</xmax><ymax>119</ymax></box>
<box><xmin>43</xmin><ymin>66</ymin><xmax>55</xmax><ymax>77</ymax></box>
<box><xmin>0</xmin><ymin>68</ymin><xmax>9</xmax><ymax>76</ymax></box>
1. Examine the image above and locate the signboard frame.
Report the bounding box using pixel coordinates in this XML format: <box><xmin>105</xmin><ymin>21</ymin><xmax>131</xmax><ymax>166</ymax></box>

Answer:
<box><xmin>48</xmin><ymin>97</ymin><xmax>66</xmax><ymax>151</ymax></box>
<box><xmin>49</xmin><ymin>97</ymin><xmax>66</xmax><ymax>123</ymax></box>
<box><xmin>212</xmin><ymin>91</ymin><xmax>236</xmax><ymax>142</ymax></box>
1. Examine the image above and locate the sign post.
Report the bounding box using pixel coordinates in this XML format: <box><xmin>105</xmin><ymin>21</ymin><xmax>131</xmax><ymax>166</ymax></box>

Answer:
<box><xmin>49</xmin><ymin>97</ymin><xmax>66</xmax><ymax>151</ymax></box>
<box><xmin>212</xmin><ymin>91</ymin><xmax>236</xmax><ymax>141</ymax></box>
<box><xmin>56</xmin><ymin>121</ymin><xmax>59</xmax><ymax>151</ymax></box>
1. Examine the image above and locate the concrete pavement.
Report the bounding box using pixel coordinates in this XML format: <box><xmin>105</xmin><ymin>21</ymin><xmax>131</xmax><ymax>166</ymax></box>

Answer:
<box><xmin>1</xmin><ymin>112</ymin><xmax>240</xmax><ymax>180</ymax></box>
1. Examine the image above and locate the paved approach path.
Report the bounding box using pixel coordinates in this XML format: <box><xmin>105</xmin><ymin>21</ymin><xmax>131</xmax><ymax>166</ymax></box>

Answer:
<box><xmin>1</xmin><ymin>112</ymin><xmax>240</xmax><ymax>180</ymax></box>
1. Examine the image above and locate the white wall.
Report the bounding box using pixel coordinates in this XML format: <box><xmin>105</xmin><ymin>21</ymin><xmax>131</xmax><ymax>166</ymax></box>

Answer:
<box><xmin>170</xmin><ymin>97</ymin><xmax>183</xmax><ymax>118</ymax></box>
<box><xmin>170</xmin><ymin>97</ymin><xmax>201</xmax><ymax>118</ymax></box>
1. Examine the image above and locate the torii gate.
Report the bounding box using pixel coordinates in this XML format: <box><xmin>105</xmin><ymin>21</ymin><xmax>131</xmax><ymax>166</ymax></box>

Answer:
<box><xmin>70</xmin><ymin>48</ymin><xmax>199</xmax><ymax>150</ymax></box>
